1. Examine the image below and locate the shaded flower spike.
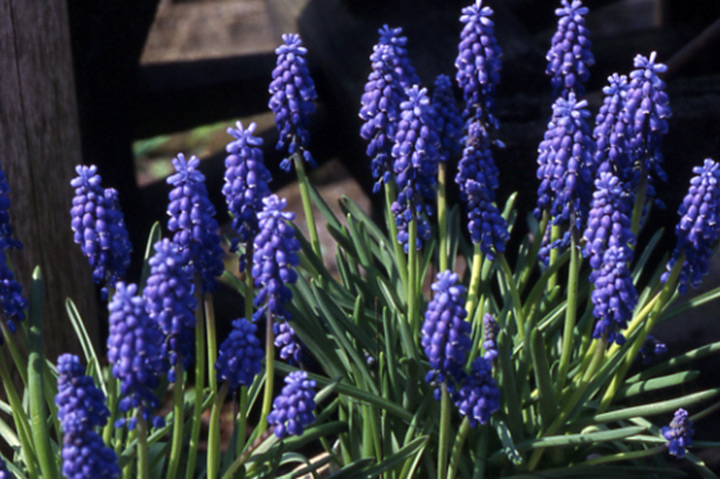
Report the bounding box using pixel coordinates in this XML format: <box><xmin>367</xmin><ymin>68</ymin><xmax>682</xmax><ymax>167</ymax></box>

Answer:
<box><xmin>663</xmin><ymin>159</ymin><xmax>720</xmax><ymax>293</ymax></box>
<box><xmin>167</xmin><ymin>153</ymin><xmax>225</xmax><ymax>292</ymax></box>
<box><xmin>0</xmin><ymin>166</ymin><xmax>21</xmax><ymax>251</ymax></box>
<box><xmin>359</xmin><ymin>25</ymin><xmax>418</xmax><ymax>193</ymax></box>
<box><xmin>546</xmin><ymin>0</ymin><xmax>594</xmax><ymax>97</ymax></box>
<box><xmin>593</xmin><ymin>74</ymin><xmax>632</xmax><ymax>179</ymax></box>
<box><xmin>422</xmin><ymin>271</ymin><xmax>471</xmax><ymax>398</ymax></box>
<box><xmin>0</xmin><ymin>253</ymin><xmax>27</xmax><ymax>334</ymax></box>
<box><xmin>662</xmin><ymin>408</ymin><xmax>694</xmax><ymax>458</ymax></box>
<box><xmin>0</xmin><ymin>459</ymin><xmax>11</xmax><ymax>479</ymax></box>
<box><xmin>215</xmin><ymin>318</ymin><xmax>264</xmax><ymax>391</ymax></box>
<box><xmin>431</xmin><ymin>74</ymin><xmax>464</xmax><ymax>162</ymax></box>
<box><xmin>391</xmin><ymin>85</ymin><xmax>441</xmax><ymax>253</ymax></box>
<box><xmin>107</xmin><ymin>282</ymin><xmax>165</xmax><ymax>429</ymax></box>
<box><xmin>482</xmin><ymin>313</ymin><xmax>499</xmax><ymax>361</ymax></box>
<box><xmin>455</xmin><ymin>356</ymin><xmax>500</xmax><ymax>427</ymax></box>
<box><xmin>267</xmin><ymin>371</ymin><xmax>317</xmax><ymax>438</ymax></box>
<box><xmin>143</xmin><ymin>239</ymin><xmax>198</xmax><ymax>382</ymax></box>
<box><xmin>269</xmin><ymin>33</ymin><xmax>317</xmax><ymax>171</ymax></box>
<box><xmin>223</xmin><ymin>121</ymin><xmax>272</xmax><ymax>248</ymax></box>
<box><xmin>455</xmin><ymin>0</ymin><xmax>502</xmax><ymax>126</ymax></box>
<box><xmin>70</xmin><ymin>165</ymin><xmax>132</xmax><ymax>296</ymax></box>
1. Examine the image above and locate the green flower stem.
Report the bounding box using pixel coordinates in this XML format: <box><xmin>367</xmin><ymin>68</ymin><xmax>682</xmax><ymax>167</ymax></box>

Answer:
<box><xmin>293</xmin><ymin>152</ymin><xmax>321</xmax><ymax>259</ymax></box>
<box><xmin>437</xmin><ymin>161</ymin><xmax>449</xmax><ymax>272</ymax></box>
<box><xmin>0</xmin><ymin>354</ymin><xmax>38</xmax><ymax>479</ymax></box>
<box><xmin>0</xmin><ymin>322</ymin><xmax>27</xmax><ymax>385</ymax></box>
<box><xmin>472</xmin><ymin>424</ymin><xmax>489</xmax><ymax>479</ymax></box>
<box><xmin>207</xmin><ymin>383</ymin><xmax>229</xmax><ymax>479</ymax></box>
<box><xmin>165</xmin><ymin>362</ymin><xmax>185</xmax><ymax>479</ymax></box>
<box><xmin>236</xmin><ymin>386</ymin><xmax>249</xmax><ymax>458</ymax></box>
<box><xmin>407</xmin><ymin>217</ymin><xmax>419</xmax><ymax>332</ymax></box>
<box><xmin>123</xmin><ymin>428</ymin><xmax>138</xmax><ymax>479</ymax></box>
<box><xmin>137</xmin><ymin>415</ymin><xmax>150</xmax><ymax>479</ymax></box>
<box><xmin>259</xmin><ymin>311</ymin><xmax>276</xmax><ymax>435</ymax></box>
<box><xmin>104</xmin><ymin>377</ymin><xmax>119</xmax><ymax>445</ymax></box>
<box><xmin>581</xmin><ymin>445</ymin><xmax>665</xmax><ymax>466</ymax></box>
<box><xmin>385</xmin><ymin>182</ymin><xmax>408</xmax><ymax>288</ymax></box>
<box><xmin>465</xmin><ymin>244</ymin><xmax>483</xmax><ymax>319</ymax></box>
<box><xmin>630</xmin><ymin>171</ymin><xmax>648</xmax><ymax>237</ymax></box>
<box><xmin>206</xmin><ymin>293</ymin><xmax>218</xmax><ymax>394</ymax></box>
<box><xmin>438</xmin><ymin>386</ymin><xmax>452</xmax><ymax>479</ymax></box>
<box><xmin>498</xmin><ymin>254</ymin><xmax>526</xmax><ymax>339</ymax></box>
<box><xmin>547</xmin><ymin>224</ymin><xmax>561</xmax><ymax>290</ymax></box>
<box><xmin>447</xmin><ymin>418</ymin><xmax>471</xmax><ymax>479</ymax></box>
<box><xmin>556</xmin><ymin>233</ymin><xmax>580</xmax><ymax>393</ymax></box>
<box><xmin>185</xmin><ymin>290</ymin><xmax>207</xmax><ymax>479</ymax></box>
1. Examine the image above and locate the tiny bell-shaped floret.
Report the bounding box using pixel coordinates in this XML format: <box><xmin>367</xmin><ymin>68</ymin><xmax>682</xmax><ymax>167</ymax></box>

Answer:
<box><xmin>274</xmin><ymin>320</ymin><xmax>302</xmax><ymax>365</ymax></box>
<box><xmin>215</xmin><ymin>318</ymin><xmax>264</xmax><ymax>391</ymax></box>
<box><xmin>267</xmin><ymin>371</ymin><xmax>317</xmax><ymax>438</ymax></box>
<box><xmin>454</xmin><ymin>356</ymin><xmax>500</xmax><ymax>427</ymax></box>
<box><xmin>545</xmin><ymin>0</ymin><xmax>594</xmax><ymax>97</ymax></box>
<box><xmin>662</xmin><ymin>408</ymin><xmax>694</xmax><ymax>458</ymax></box>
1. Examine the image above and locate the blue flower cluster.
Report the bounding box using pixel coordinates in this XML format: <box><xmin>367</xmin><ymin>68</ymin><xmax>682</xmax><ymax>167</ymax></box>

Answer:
<box><xmin>0</xmin><ymin>167</ymin><xmax>21</xmax><ymax>251</ymax></box>
<box><xmin>455</xmin><ymin>0</ymin><xmax>502</xmax><ymax>126</ymax></box>
<box><xmin>0</xmin><ymin>459</ymin><xmax>10</xmax><ymax>479</ymax></box>
<box><xmin>274</xmin><ymin>320</ymin><xmax>302</xmax><ymax>365</ymax></box>
<box><xmin>663</xmin><ymin>159</ymin><xmax>720</xmax><ymax>293</ymax></box>
<box><xmin>431</xmin><ymin>75</ymin><xmax>464</xmax><ymax>163</ymax></box>
<box><xmin>107</xmin><ymin>282</ymin><xmax>165</xmax><ymax>429</ymax></box>
<box><xmin>269</xmin><ymin>33</ymin><xmax>317</xmax><ymax>171</ymax></box>
<box><xmin>167</xmin><ymin>154</ymin><xmax>225</xmax><ymax>293</ymax></box>
<box><xmin>590</xmin><ymin>244</ymin><xmax>637</xmax><ymax>345</ymax></box>
<box><xmin>215</xmin><ymin>318</ymin><xmax>264</xmax><ymax>391</ymax></box>
<box><xmin>56</xmin><ymin>354</ymin><xmax>119</xmax><ymax>479</ymax></box>
<box><xmin>143</xmin><ymin>239</ymin><xmax>198</xmax><ymax>382</ymax></box>
<box><xmin>593</xmin><ymin>74</ymin><xmax>631</xmax><ymax>179</ymax></box>
<box><xmin>455</xmin><ymin>356</ymin><xmax>500</xmax><ymax>427</ymax></box>
<box><xmin>390</xmin><ymin>85</ymin><xmax>440</xmax><ymax>252</ymax></box>
<box><xmin>482</xmin><ymin>313</ymin><xmax>499</xmax><ymax>361</ymax></box>
<box><xmin>0</xmin><ymin>255</ymin><xmax>27</xmax><ymax>335</ymax></box>
<box><xmin>545</xmin><ymin>0</ymin><xmax>594</xmax><ymax>97</ymax></box>
<box><xmin>662</xmin><ymin>408</ymin><xmax>694</xmax><ymax>458</ymax></box>
<box><xmin>639</xmin><ymin>335</ymin><xmax>667</xmax><ymax>365</ymax></box>
<box><xmin>267</xmin><ymin>371</ymin><xmax>317</xmax><ymax>438</ymax></box>
<box><xmin>70</xmin><ymin>165</ymin><xmax>132</xmax><ymax>296</ymax></box>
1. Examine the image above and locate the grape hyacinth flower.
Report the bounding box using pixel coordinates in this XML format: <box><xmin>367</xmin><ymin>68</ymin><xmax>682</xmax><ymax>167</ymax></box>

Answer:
<box><xmin>0</xmin><ymin>166</ymin><xmax>21</xmax><ymax>251</ymax></box>
<box><xmin>663</xmin><ymin>159</ymin><xmax>720</xmax><ymax>293</ymax></box>
<box><xmin>593</xmin><ymin>74</ymin><xmax>632</xmax><ymax>179</ymax></box>
<box><xmin>422</xmin><ymin>271</ymin><xmax>472</xmax><ymax>397</ymax></box>
<box><xmin>167</xmin><ymin>153</ymin><xmax>225</xmax><ymax>292</ymax></box>
<box><xmin>455</xmin><ymin>356</ymin><xmax>500</xmax><ymax>426</ymax></box>
<box><xmin>662</xmin><ymin>408</ymin><xmax>694</xmax><ymax>458</ymax></box>
<box><xmin>639</xmin><ymin>335</ymin><xmax>667</xmax><ymax>365</ymax></box>
<box><xmin>70</xmin><ymin>165</ymin><xmax>132</xmax><ymax>296</ymax></box>
<box><xmin>267</xmin><ymin>371</ymin><xmax>317</xmax><ymax>438</ymax></box>
<box><xmin>107</xmin><ymin>282</ymin><xmax>166</xmax><ymax>429</ymax></box>
<box><xmin>0</xmin><ymin>253</ymin><xmax>27</xmax><ymax>334</ymax></box>
<box><xmin>215</xmin><ymin>318</ymin><xmax>264</xmax><ymax>391</ymax></box>
<box><xmin>274</xmin><ymin>320</ymin><xmax>302</xmax><ymax>365</ymax></box>
<box><xmin>269</xmin><ymin>33</ymin><xmax>317</xmax><ymax>172</ymax></box>
<box><xmin>0</xmin><ymin>459</ymin><xmax>11</xmax><ymax>479</ymax></box>
<box><xmin>455</xmin><ymin>0</ymin><xmax>502</xmax><ymax>126</ymax></box>
<box><xmin>482</xmin><ymin>313</ymin><xmax>499</xmax><ymax>361</ymax></box>
<box><xmin>143</xmin><ymin>239</ymin><xmax>198</xmax><ymax>382</ymax></box>
<box><xmin>545</xmin><ymin>0</ymin><xmax>594</xmax><ymax>97</ymax></box>
<box><xmin>391</xmin><ymin>85</ymin><xmax>441</xmax><ymax>252</ymax></box>
<box><xmin>590</xmin><ymin>244</ymin><xmax>637</xmax><ymax>345</ymax></box>
<box><xmin>61</xmin><ymin>432</ymin><xmax>121</xmax><ymax>479</ymax></box>
<box><xmin>431</xmin><ymin>74</ymin><xmax>464</xmax><ymax>163</ymax></box>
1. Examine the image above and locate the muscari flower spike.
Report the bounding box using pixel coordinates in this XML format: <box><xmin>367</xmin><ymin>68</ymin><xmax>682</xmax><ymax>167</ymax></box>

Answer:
<box><xmin>422</xmin><ymin>271</ymin><xmax>472</xmax><ymax>398</ymax></box>
<box><xmin>0</xmin><ymin>166</ymin><xmax>21</xmax><ymax>251</ymax></box>
<box><xmin>455</xmin><ymin>355</ymin><xmax>500</xmax><ymax>427</ymax></box>
<box><xmin>267</xmin><ymin>371</ymin><xmax>317</xmax><ymax>439</ymax></box>
<box><xmin>482</xmin><ymin>313</ymin><xmax>499</xmax><ymax>361</ymax></box>
<box><xmin>269</xmin><ymin>33</ymin><xmax>317</xmax><ymax>172</ymax></box>
<box><xmin>167</xmin><ymin>153</ymin><xmax>225</xmax><ymax>293</ymax></box>
<box><xmin>662</xmin><ymin>408</ymin><xmax>694</xmax><ymax>458</ymax></box>
<box><xmin>107</xmin><ymin>282</ymin><xmax>165</xmax><ymax>429</ymax></box>
<box><xmin>359</xmin><ymin>25</ymin><xmax>419</xmax><ymax>193</ymax></box>
<box><xmin>215</xmin><ymin>318</ymin><xmax>264</xmax><ymax>391</ymax></box>
<box><xmin>662</xmin><ymin>159</ymin><xmax>720</xmax><ymax>294</ymax></box>
<box><xmin>143</xmin><ymin>239</ymin><xmax>198</xmax><ymax>382</ymax></box>
<box><xmin>274</xmin><ymin>320</ymin><xmax>302</xmax><ymax>365</ymax></box>
<box><xmin>70</xmin><ymin>165</ymin><xmax>132</xmax><ymax>296</ymax></box>
<box><xmin>431</xmin><ymin>74</ymin><xmax>464</xmax><ymax>163</ymax></box>
<box><xmin>593</xmin><ymin>74</ymin><xmax>632</xmax><ymax>180</ymax></box>
<box><xmin>546</xmin><ymin>0</ymin><xmax>594</xmax><ymax>97</ymax></box>
<box><xmin>0</xmin><ymin>253</ymin><xmax>27</xmax><ymax>335</ymax></box>
<box><xmin>455</xmin><ymin>0</ymin><xmax>502</xmax><ymax>126</ymax></box>
<box><xmin>391</xmin><ymin>85</ymin><xmax>441</xmax><ymax>253</ymax></box>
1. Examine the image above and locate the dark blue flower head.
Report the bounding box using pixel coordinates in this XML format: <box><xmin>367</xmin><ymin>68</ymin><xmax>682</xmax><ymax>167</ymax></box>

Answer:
<box><xmin>375</xmin><ymin>25</ymin><xmax>419</xmax><ymax>88</ymax></box>
<box><xmin>662</xmin><ymin>408</ymin><xmax>694</xmax><ymax>458</ymax></box>
<box><xmin>590</xmin><ymin>244</ymin><xmax>637</xmax><ymax>345</ymax></box>
<box><xmin>223</xmin><ymin>121</ymin><xmax>272</xmax><ymax>247</ymax></box>
<box><xmin>662</xmin><ymin>159</ymin><xmax>720</xmax><ymax>294</ymax></box>
<box><xmin>639</xmin><ymin>334</ymin><xmax>667</xmax><ymax>365</ymax></box>
<box><xmin>274</xmin><ymin>320</ymin><xmax>302</xmax><ymax>365</ymax></box>
<box><xmin>455</xmin><ymin>356</ymin><xmax>500</xmax><ymax>427</ymax></box>
<box><xmin>0</xmin><ymin>459</ymin><xmax>11</xmax><ymax>479</ymax></box>
<box><xmin>70</xmin><ymin>165</ymin><xmax>132</xmax><ymax>296</ymax></box>
<box><xmin>252</xmin><ymin>195</ymin><xmax>300</xmax><ymax>321</ymax></box>
<box><xmin>215</xmin><ymin>318</ymin><xmax>264</xmax><ymax>391</ymax></box>
<box><xmin>107</xmin><ymin>282</ymin><xmax>166</xmax><ymax>429</ymax></box>
<box><xmin>391</xmin><ymin>85</ymin><xmax>440</xmax><ymax>253</ymax></box>
<box><xmin>455</xmin><ymin>0</ymin><xmax>502</xmax><ymax>126</ymax></box>
<box><xmin>0</xmin><ymin>253</ymin><xmax>27</xmax><ymax>334</ymax></box>
<box><xmin>546</xmin><ymin>0</ymin><xmax>594</xmax><ymax>97</ymax></box>
<box><xmin>431</xmin><ymin>75</ymin><xmax>464</xmax><ymax>163</ymax></box>
<box><xmin>267</xmin><ymin>371</ymin><xmax>317</xmax><ymax>438</ymax></box>
<box><xmin>0</xmin><ymin>166</ymin><xmax>21</xmax><ymax>251</ymax></box>
<box><xmin>61</xmin><ymin>431</ymin><xmax>120</xmax><ymax>479</ymax></box>
<box><xmin>422</xmin><ymin>271</ymin><xmax>471</xmax><ymax>398</ymax></box>
<box><xmin>482</xmin><ymin>313</ymin><xmax>499</xmax><ymax>361</ymax></box>
<box><xmin>269</xmin><ymin>33</ymin><xmax>317</xmax><ymax>171</ymax></box>
<box><xmin>167</xmin><ymin>153</ymin><xmax>225</xmax><ymax>293</ymax></box>
<box><xmin>593</xmin><ymin>74</ymin><xmax>632</xmax><ymax>180</ymax></box>
<box><xmin>143</xmin><ymin>239</ymin><xmax>198</xmax><ymax>382</ymax></box>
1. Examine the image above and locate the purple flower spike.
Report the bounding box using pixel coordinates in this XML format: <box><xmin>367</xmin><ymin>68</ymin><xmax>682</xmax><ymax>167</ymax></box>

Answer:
<box><xmin>0</xmin><ymin>166</ymin><xmax>21</xmax><ymax>251</ymax></box>
<box><xmin>482</xmin><ymin>313</ymin><xmax>499</xmax><ymax>361</ymax></box>
<box><xmin>590</xmin><ymin>244</ymin><xmax>637</xmax><ymax>345</ymax></box>
<box><xmin>593</xmin><ymin>74</ymin><xmax>632</xmax><ymax>180</ymax></box>
<box><xmin>431</xmin><ymin>75</ymin><xmax>464</xmax><ymax>162</ymax></box>
<box><xmin>455</xmin><ymin>356</ymin><xmax>500</xmax><ymax>427</ymax></box>
<box><xmin>269</xmin><ymin>33</ymin><xmax>317</xmax><ymax>171</ymax></box>
<box><xmin>0</xmin><ymin>253</ymin><xmax>27</xmax><ymax>334</ymax></box>
<box><xmin>663</xmin><ymin>159</ymin><xmax>720</xmax><ymax>293</ymax></box>
<box><xmin>274</xmin><ymin>320</ymin><xmax>302</xmax><ymax>365</ymax></box>
<box><xmin>546</xmin><ymin>0</ymin><xmax>594</xmax><ymax>97</ymax></box>
<box><xmin>167</xmin><ymin>154</ymin><xmax>225</xmax><ymax>293</ymax></box>
<box><xmin>215</xmin><ymin>318</ymin><xmax>264</xmax><ymax>391</ymax></box>
<box><xmin>662</xmin><ymin>408</ymin><xmax>694</xmax><ymax>458</ymax></box>
<box><xmin>267</xmin><ymin>371</ymin><xmax>317</xmax><ymax>438</ymax></box>
<box><xmin>455</xmin><ymin>0</ymin><xmax>502</xmax><ymax>126</ymax></box>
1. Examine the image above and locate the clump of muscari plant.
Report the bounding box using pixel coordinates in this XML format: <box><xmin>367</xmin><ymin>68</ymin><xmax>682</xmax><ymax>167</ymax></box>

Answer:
<box><xmin>2</xmin><ymin>1</ymin><xmax>720</xmax><ymax>479</ymax></box>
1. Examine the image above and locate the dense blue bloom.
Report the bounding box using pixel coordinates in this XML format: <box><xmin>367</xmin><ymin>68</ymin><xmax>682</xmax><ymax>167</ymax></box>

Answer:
<box><xmin>215</xmin><ymin>318</ymin><xmax>264</xmax><ymax>391</ymax></box>
<box><xmin>431</xmin><ymin>75</ymin><xmax>464</xmax><ymax>162</ymax></box>
<box><xmin>0</xmin><ymin>459</ymin><xmax>11</xmax><ymax>479</ymax></box>
<box><xmin>0</xmin><ymin>253</ymin><xmax>27</xmax><ymax>334</ymax></box>
<box><xmin>274</xmin><ymin>320</ymin><xmax>302</xmax><ymax>365</ymax></box>
<box><xmin>359</xmin><ymin>26</ymin><xmax>419</xmax><ymax>193</ymax></box>
<box><xmin>639</xmin><ymin>335</ymin><xmax>667</xmax><ymax>365</ymax></box>
<box><xmin>482</xmin><ymin>313</ymin><xmax>499</xmax><ymax>361</ymax></box>
<box><xmin>662</xmin><ymin>408</ymin><xmax>694</xmax><ymax>458</ymax></box>
<box><xmin>267</xmin><ymin>371</ymin><xmax>317</xmax><ymax>438</ymax></box>
<box><xmin>223</xmin><ymin>121</ymin><xmax>272</xmax><ymax>247</ymax></box>
<box><xmin>663</xmin><ymin>159</ymin><xmax>720</xmax><ymax>293</ymax></box>
<box><xmin>590</xmin><ymin>244</ymin><xmax>637</xmax><ymax>345</ymax></box>
<box><xmin>269</xmin><ymin>33</ymin><xmax>317</xmax><ymax>171</ymax></box>
<box><xmin>143</xmin><ymin>239</ymin><xmax>198</xmax><ymax>381</ymax></box>
<box><xmin>455</xmin><ymin>0</ymin><xmax>502</xmax><ymax>126</ymax></box>
<box><xmin>167</xmin><ymin>154</ymin><xmax>225</xmax><ymax>293</ymax></box>
<box><xmin>0</xmin><ymin>167</ymin><xmax>21</xmax><ymax>251</ymax></box>
<box><xmin>391</xmin><ymin>85</ymin><xmax>441</xmax><ymax>252</ymax></box>
<box><xmin>56</xmin><ymin>354</ymin><xmax>110</xmax><ymax>434</ymax></box>
<box><xmin>455</xmin><ymin>356</ymin><xmax>500</xmax><ymax>427</ymax></box>
<box><xmin>422</xmin><ymin>271</ymin><xmax>471</xmax><ymax>398</ymax></box>
<box><xmin>252</xmin><ymin>195</ymin><xmax>300</xmax><ymax>321</ymax></box>
<box><xmin>107</xmin><ymin>282</ymin><xmax>165</xmax><ymax>429</ymax></box>
<box><xmin>593</xmin><ymin>74</ymin><xmax>632</xmax><ymax>179</ymax></box>
<box><xmin>61</xmin><ymin>431</ymin><xmax>120</xmax><ymax>479</ymax></box>
<box><xmin>546</xmin><ymin>0</ymin><xmax>594</xmax><ymax>97</ymax></box>
<box><xmin>70</xmin><ymin>165</ymin><xmax>132</xmax><ymax>295</ymax></box>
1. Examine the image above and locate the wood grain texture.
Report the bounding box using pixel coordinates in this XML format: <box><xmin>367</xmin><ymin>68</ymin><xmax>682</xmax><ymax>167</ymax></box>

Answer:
<box><xmin>0</xmin><ymin>0</ymin><xmax>98</xmax><ymax>358</ymax></box>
